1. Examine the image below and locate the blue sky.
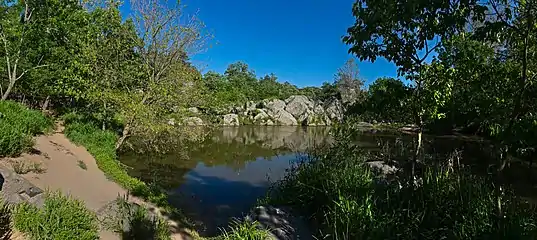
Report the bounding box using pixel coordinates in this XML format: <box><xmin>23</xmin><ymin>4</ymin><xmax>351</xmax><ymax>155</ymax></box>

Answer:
<box><xmin>121</xmin><ymin>0</ymin><xmax>399</xmax><ymax>88</ymax></box>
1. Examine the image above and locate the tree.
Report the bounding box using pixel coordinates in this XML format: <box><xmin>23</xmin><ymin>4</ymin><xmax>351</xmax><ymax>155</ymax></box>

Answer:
<box><xmin>334</xmin><ymin>58</ymin><xmax>365</xmax><ymax>106</ymax></box>
<box><xmin>113</xmin><ymin>0</ymin><xmax>211</xmax><ymax>150</ymax></box>
<box><xmin>0</xmin><ymin>1</ymin><xmax>48</xmax><ymax>100</ymax></box>
<box><xmin>344</xmin><ymin>0</ymin><xmax>486</xmax><ymax>173</ymax></box>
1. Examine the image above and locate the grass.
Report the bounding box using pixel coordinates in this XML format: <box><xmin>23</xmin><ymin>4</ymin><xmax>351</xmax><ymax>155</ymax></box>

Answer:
<box><xmin>0</xmin><ymin>199</ymin><xmax>13</xmax><ymax>240</ymax></box>
<box><xmin>266</xmin><ymin>123</ymin><xmax>537</xmax><ymax>240</ymax></box>
<box><xmin>208</xmin><ymin>220</ymin><xmax>270</xmax><ymax>240</ymax></box>
<box><xmin>12</xmin><ymin>191</ymin><xmax>99</xmax><ymax>240</ymax></box>
<box><xmin>0</xmin><ymin>100</ymin><xmax>53</xmax><ymax>157</ymax></box>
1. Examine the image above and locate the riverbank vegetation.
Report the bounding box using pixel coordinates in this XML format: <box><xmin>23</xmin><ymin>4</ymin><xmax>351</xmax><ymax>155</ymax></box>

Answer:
<box><xmin>262</xmin><ymin>0</ymin><xmax>537</xmax><ymax>239</ymax></box>
<box><xmin>267</xmin><ymin>123</ymin><xmax>537</xmax><ymax>239</ymax></box>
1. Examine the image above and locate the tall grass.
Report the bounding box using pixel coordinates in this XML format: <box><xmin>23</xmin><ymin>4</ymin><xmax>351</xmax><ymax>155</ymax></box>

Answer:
<box><xmin>0</xmin><ymin>100</ymin><xmax>52</xmax><ymax>157</ymax></box>
<box><xmin>12</xmin><ymin>191</ymin><xmax>99</xmax><ymax>240</ymax></box>
<box><xmin>267</xmin><ymin>124</ymin><xmax>537</xmax><ymax>240</ymax></box>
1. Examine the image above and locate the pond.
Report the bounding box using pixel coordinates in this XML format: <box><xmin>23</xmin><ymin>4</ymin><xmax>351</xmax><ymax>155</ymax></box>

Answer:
<box><xmin>118</xmin><ymin>126</ymin><xmax>537</xmax><ymax>236</ymax></box>
<box><xmin>119</xmin><ymin>126</ymin><xmax>333</xmax><ymax>235</ymax></box>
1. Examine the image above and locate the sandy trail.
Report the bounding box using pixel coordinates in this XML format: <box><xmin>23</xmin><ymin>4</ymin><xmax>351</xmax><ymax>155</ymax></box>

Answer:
<box><xmin>4</xmin><ymin>133</ymin><xmax>193</xmax><ymax>240</ymax></box>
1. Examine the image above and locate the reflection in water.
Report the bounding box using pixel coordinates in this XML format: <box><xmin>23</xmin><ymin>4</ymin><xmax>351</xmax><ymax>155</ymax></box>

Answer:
<box><xmin>119</xmin><ymin>126</ymin><xmax>331</xmax><ymax>236</ymax></box>
<box><xmin>119</xmin><ymin>126</ymin><xmax>501</xmax><ymax>236</ymax></box>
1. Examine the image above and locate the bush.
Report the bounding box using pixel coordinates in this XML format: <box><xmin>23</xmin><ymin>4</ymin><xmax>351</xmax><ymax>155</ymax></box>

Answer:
<box><xmin>267</xmin><ymin>124</ymin><xmax>537</xmax><ymax>240</ymax></box>
<box><xmin>12</xmin><ymin>191</ymin><xmax>99</xmax><ymax>240</ymax></box>
<box><xmin>0</xmin><ymin>100</ymin><xmax>52</xmax><ymax>157</ymax></box>
<box><xmin>0</xmin><ymin>100</ymin><xmax>52</xmax><ymax>135</ymax></box>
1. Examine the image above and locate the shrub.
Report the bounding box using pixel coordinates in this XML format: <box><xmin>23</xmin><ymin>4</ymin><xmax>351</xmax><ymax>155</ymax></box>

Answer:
<box><xmin>0</xmin><ymin>200</ymin><xmax>13</xmax><ymax>240</ymax></box>
<box><xmin>12</xmin><ymin>191</ymin><xmax>99</xmax><ymax>240</ymax></box>
<box><xmin>0</xmin><ymin>100</ymin><xmax>52</xmax><ymax>135</ymax></box>
<box><xmin>0</xmin><ymin>100</ymin><xmax>52</xmax><ymax>157</ymax></box>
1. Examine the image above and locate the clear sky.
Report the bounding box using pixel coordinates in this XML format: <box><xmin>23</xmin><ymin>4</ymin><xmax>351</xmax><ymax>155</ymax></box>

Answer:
<box><xmin>122</xmin><ymin>0</ymin><xmax>399</xmax><ymax>88</ymax></box>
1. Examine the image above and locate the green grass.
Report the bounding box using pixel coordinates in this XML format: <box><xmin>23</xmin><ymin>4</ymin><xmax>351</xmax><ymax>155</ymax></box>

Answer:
<box><xmin>12</xmin><ymin>191</ymin><xmax>99</xmax><ymax>240</ymax></box>
<box><xmin>213</xmin><ymin>220</ymin><xmax>270</xmax><ymax>240</ymax></box>
<box><xmin>0</xmin><ymin>100</ymin><xmax>53</xmax><ymax>157</ymax></box>
<box><xmin>0</xmin><ymin>199</ymin><xmax>13</xmax><ymax>240</ymax></box>
<box><xmin>266</xmin><ymin>123</ymin><xmax>537</xmax><ymax>240</ymax></box>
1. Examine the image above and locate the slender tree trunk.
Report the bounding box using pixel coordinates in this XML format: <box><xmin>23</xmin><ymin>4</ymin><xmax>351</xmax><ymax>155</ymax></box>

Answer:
<box><xmin>1</xmin><ymin>77</ymin><xmax>15</xmax><ymax>100</ymax></box>
<box><xmin>115</xmin><ymin>123</ymin><xmax>130</xmax><ymax>151</ymax></box>
<box><xmin>41</xmin><ymin>95</ymin><xmax>50</xmax><ymax>112</ymax></box>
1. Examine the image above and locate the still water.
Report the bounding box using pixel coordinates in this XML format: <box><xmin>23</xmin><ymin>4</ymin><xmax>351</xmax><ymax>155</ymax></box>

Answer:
<box><xmin>119</xmin><ymin>126</ymin><xmax>527</xmax><ymax>236</ymax></box>
<box><xmin>119</xmin><ymin>126</ymin><xmax>333</xmax><ymax>235</ymax></box>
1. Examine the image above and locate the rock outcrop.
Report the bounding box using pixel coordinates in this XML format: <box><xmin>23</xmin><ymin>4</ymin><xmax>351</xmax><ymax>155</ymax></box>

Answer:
<box><xmin>245</xmin><ymin>205</ymin><xmax>313</xmax><ymax>240</ymax></box>
<box><xmin>214</xmin><ymin>95</ymin><xmax>345</xmax><ymax>126</ymax></box>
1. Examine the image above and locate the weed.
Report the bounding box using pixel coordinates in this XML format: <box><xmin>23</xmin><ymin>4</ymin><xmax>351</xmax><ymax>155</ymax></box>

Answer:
<box><xmin>0</xmin><ymin>200</ymin><xmax>12</xmax><ymax>240</ymax></box>
<box><xmin>77</xmin><ymin>160</ymin><xmax>88</xmax><ymax>170</ymax></box>
<box><xmin>217</xmin><ymin>220</ymin><xmax>270</xmax><ymax>240</ymax></box>
<box><xmin>12</xmin><ymin>191</ymin><xmax>99</xmax><ymax>240</ymax></box>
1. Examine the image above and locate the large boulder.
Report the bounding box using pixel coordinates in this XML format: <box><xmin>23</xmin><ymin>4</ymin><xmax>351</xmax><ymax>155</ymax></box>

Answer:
<box><xmin>325</xmin><ymin>99</ymin><xmax>344</xmax><ymax>121</ymax></box>
<box><xmin>254</xmin><ymin>111</ymin><xmax>271</xmax><ymax>125</ymax></box>
<box><xmin>183</xmin><ymin>117</ymin><xmax>204</xmax><ymax>126</ymax></box>
<box><xmin>284</xmin><ymin>95</ymin><xmax>313</xmax><ymax>119</ymax></box>
<box><xmin>264</xmin><ymin>99</ymin><xmax>286</xmax><ymax>114</ymax></box>
<box><xmin>271</xmin><ymin>109</ymin><xmax>298</xmax><ymax>126</ymax></box>
<box><xmin>223</xmin><ymin>114</ymin><xmax>240</xmax><ymax>126</ymax></box>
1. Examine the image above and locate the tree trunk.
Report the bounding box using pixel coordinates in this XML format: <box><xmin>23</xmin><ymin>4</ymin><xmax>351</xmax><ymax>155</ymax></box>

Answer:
<box><xmin>1</xmin><ymin>78</ymin><xmax>15</xmax><ymax>100</ymax></box>
<box><xmin>41</xmin><ymin>95</ymin><xmax>50</xmax><ymax>112</ymax></box>
<box><xmin>115</xmin><ymin>123</ymin><xmax>131</xmax><ymax>151</ymax></box>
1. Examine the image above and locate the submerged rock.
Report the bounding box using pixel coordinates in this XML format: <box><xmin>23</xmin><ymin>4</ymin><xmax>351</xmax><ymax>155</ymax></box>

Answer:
<box><xmin>245</xmin><ymin>205</ymin><xmax>313</xmax><ymax>240</ymax></box>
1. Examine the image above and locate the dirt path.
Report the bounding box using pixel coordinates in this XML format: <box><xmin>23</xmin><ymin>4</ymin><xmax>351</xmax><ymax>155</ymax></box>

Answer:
<box><xmin>2</xmin><ymin>133</ymin><xmax>194</xmax><ymax>240</ymax></box>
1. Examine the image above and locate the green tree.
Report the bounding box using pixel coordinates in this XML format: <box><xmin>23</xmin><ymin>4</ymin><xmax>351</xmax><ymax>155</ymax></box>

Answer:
<box><xmin>113</xmin><ymin>0</ymin><xmax>211</xmax><ymax>150</ymax></box>
<box><xmin>344</xmin><ymin>0</ymin><xmax>486</xmax><ymax>172</ymax></box>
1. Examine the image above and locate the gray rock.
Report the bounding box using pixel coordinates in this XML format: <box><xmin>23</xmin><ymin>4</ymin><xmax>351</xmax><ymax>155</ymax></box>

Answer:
<box><xmin>223</xmin><ymin>114</ymin><xmax>240</xmax><ymax>126</ymax></box>
<box><xmin>254</xmin><ymin>111</ymin><xmax>271</xmax><ymax>123</ymax></box>
<box><xmin>266</xmin><ymin>119</ymin><xmax>275</xmax><ymax>126</ymax></box>
<box><xmin>246</xmin><ymin>101</ymin><xmax>257</xmax><ymax>111</ymax></box>
<box><xmin>188</xmin><ymin>107</ymin><xmax>200</xmax><ymax>114</ymax></box>
<box><xmin>270</xmin><ymin>109</ymin><xmax>298</xmax><ymax>126</ymax></box>
<box><xmin>0</xmin><ymin>166</ymin><xmax>45</xmax><ymax>208</ymax></box>
<box><xmin>325</xmin><ymin>100</ymin><xmax>344</xmax><ymax>121</ymax></box>
<box><xmin>183</xmin><ymin>117</ymin><xmax>204</xmax><ymax>126</ymax></box>
<box><xmin>167</xmin><ymin>118</ymin><xmax>176</xmax><ymax>126</ymax></box>
<box><xmin>284</xmin><ymin>95</ymin><xmax>313</xmax><ymax>119</ymax></box>
<box><xmin>264</xmin><ymin>99</ymin><xmax>286</xmax><ymax>113</ymax></box>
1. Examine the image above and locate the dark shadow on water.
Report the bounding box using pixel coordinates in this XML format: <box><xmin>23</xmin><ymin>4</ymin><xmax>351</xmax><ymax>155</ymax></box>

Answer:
<box><xmin>169</xmin><ymin>170</ymin><xmax>270</xmax><ymax>237</ymax></box>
